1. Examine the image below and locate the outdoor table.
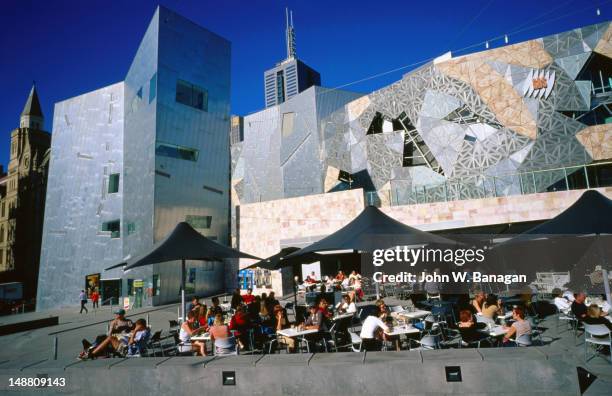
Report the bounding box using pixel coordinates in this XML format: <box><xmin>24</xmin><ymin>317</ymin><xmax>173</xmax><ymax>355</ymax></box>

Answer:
<box><xmin>478</xmin><ymin>325</ymin><xmax>508</xmax><ymax>346</ymax></box>
<box><xmin>384</xmin><ymin>324</ymin><xmax>420</xmax><ymax>337</ymax></box>
<box><xmin>191</xmin><ymin>333</ymin><xmax>211</xmax><ymax>342</ymax></box>
<box><xmin>395</xmin><ymin>310</ymin><xmax>431</xmax><ymax>320</ymax></box>
<box><xmin>332</xmin><ymin>313</ymin><xmax>354</xmax><ymax>321</ymax></box>
<box><xmin>383</xmin><ymin>324</ymin><xmax>420</xmax><ymax>351</ymax></box>
<box><xmin>220</xmin><ymin>303</ymin><xmax>231</xmax><ymax>311</ymax></box>
<box><xmin>277</xmin><ymin>328</ymin><xmax>319</xmax><ymax>338</ymax></box>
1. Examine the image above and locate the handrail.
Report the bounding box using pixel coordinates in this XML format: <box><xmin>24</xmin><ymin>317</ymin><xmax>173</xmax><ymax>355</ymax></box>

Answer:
<box><xmin>368</xmin><ymin>161</ymin><xmax>612</xmax><ymax>206</ymax></box>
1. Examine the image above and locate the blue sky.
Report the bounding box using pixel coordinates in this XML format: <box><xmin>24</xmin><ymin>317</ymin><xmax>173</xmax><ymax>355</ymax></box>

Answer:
<box><xmin>0</xmin><ymin>0</ymin><xmax>609</xmax><ymax>169</ymax></box>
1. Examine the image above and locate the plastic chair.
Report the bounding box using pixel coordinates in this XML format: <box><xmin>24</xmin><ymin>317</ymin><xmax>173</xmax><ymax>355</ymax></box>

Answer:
<box><xmin>584</xmin><ymin>324</ymin><xmax>612</xmax><ymax>364</ymax></box>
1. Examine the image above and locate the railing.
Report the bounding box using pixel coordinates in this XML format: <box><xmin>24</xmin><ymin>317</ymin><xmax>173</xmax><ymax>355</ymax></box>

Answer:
<box><xmin>366</xmin><ymin>161</ymin><xmax>612</xmax><ymax>206</ymax></box>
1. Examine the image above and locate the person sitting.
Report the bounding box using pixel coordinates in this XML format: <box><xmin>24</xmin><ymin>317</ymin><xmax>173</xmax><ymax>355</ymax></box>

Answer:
<box><xmin>502</xmin><ymin>306</ymin><xmax>531</xmax><ymax>346</ymax></box>
<box><xmin>179</xmin><ymin>311</ymin><xmax>207</xmax><ymax>356</ymax></box>
<box><xmin>552</xmin><ymin>288</ymin><xmax>571</xmax><ymax>312</ymax></box>
<box><xmin>242</xmin><ymin>288</ymin><xmax>256</xmax><ymax>305</ymax></box>
<box><xmin>376</xmin><ymin>299</ymin><xmax>390</xmax><ymax>320</ymax></box>
<box><xmin>335</xmin><ymin>270</ymin><xmax>346</xmax><ymax>283</ymax></box>
<box><xmin>273</xmin><ymin>304</ymin><xmax>295</xmax><ymax>353</ymax></box>
<box><xmin>209</xmin><ymin>313</ymin><xmax>231</xmax><ymax>340</ymax></box>
<box><xmin>266</xmin><ymin>292</ymin><xmax>280</xmax><ymax>314</ymax></box>
<box><xmin>335</xmin><ymin>294</ymin><xmax>353</xmax><ymax>314</ymax></box>
<box><xmin>230</xmin><ymin>288</ymin><xmax>242</xmax><ymax>310</ymax></box>
<box><xmin>571</xmin><ymin>292</ymin><xmax>588</xmax><ymax>321</ymax></box>
<box><xmin>196</xmin><ymin>305</ymin><xmax>209</xmax><ymax>329</ymax></box>
<box><xmin>188</xmin><ymin>296</ymin><xmax>202</xmax><ymax>313</ymax></box>
<box><xmin>471</xmin><ymin>290</ymin><xmax>486</xmax><ymax>314</ymax></box>
<box><xmin>359</xmin><ymin>315</ymin><xmax>389</xmax><ymax>351</ymax></box>
<box><xmin>259</xmin><ymin>300</ymin><xmax>271</xmax><ymax>323</ymax></box>
<box><xmin>562</xmin><ymin>290</ymin><xmax>576</xmax><ymax>303</ymax></box>
<box><xmin>318</xmin><ymin>298</ymin><xmax>333</xmax><ymax>320</ymax></box>
<box><xmin>303</xmin><ymin>304</ymin><xmax>324</xmax><ymax>331</ymax></box>
<box><xmin>481</xmin><ymin>294</ymin><xmax>503</xmax><ymax>320</ymax></box>
<box><xmin>209</xmin><ymin>296</ymin><xmax>223</xmax><ymax>316</ymax></box>
<box><xmin>457</xmin><ymin>309</ymin><xmax>487</xmax><ymax>346</ymax></box>
<box><xmin>229</xmin><ymin>305</ymin><xmax>252</xmax><ymax>350</ymax></box>
<box><xmin>248</xmin><ymin>295</ymin><xmax>262</xmax><ymax>319</ymax></box>
<box><xmin>86</xmin><ymin>309</ymin><xmax>134</xmax><ymax>359</ymax></box>
<box><xmin>305</xmin><ymin>272</ymin><xmax>317</xmax><ymax>284</ymax></box>
<box><xmin>584</xmin><ymin>304</ymin><xmax>612</xmax><ymax>330</ymax></box>
<box><xmin>127</xmin><ymin>318</ymin><xmax>151</xmax><ymax>357</ymax></box>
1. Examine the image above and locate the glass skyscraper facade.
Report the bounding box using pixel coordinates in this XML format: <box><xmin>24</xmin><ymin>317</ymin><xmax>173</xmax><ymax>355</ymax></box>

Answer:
<box><xmin>37</xmin><ymin>6</ymin><xmax>231</xmax><ymax>310</ymax></box>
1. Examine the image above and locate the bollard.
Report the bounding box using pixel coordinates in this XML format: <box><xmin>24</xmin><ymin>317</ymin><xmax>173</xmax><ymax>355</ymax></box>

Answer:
<box><xmin>177</xmin><ymin>306</ymin><xmax>180</xmax><ymax>321</ymax></box>
<box><xmin>147</xmin><ymin>313</ymin><xmax>150</xmax><ymax>327</ymax></box>
<box><xmin>53</xmin><ymin>336</ymin><xmax>58</xmax><ymax>360</ymax></box>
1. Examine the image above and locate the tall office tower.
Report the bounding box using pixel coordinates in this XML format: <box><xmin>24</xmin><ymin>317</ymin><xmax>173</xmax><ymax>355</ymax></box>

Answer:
<box><xmin>37</xmin><ymin>6</ymin><xmax>231</xmax><ymax>310</ymax></box>
<box><xmin>264</xmin><ymin>8</ymin><xmax>321</xmax><ymax>108</ymax></box>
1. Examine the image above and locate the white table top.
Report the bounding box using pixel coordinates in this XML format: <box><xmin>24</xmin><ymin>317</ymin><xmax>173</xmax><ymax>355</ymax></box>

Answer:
<box><xmin>190</xmin><ymin>333</ymin><xmax>211</xmax><ymax>341</ymax></box>
<box><xmin>384</xmin><ymin>324</ymin><xmax>420</xmax><ymax>336</ymax></box>
<box><xmin>477</xmin><ymin>311</ymin><xmax>512</xmax><ymax>320</ymax></box>
<box><xmin>395</xmin><ymin>310</ymin><xmax>431</xmax><ymax>319</ymax></box>
<box><xmin>332</xmin><ymin>313</ymin><xmax>355</xmax><ymax>321</ymax></box>
<box><xmin>277</xmin><ymin>328</ymin><xmax>319</xmax><ymax>338</ymax></box>
<box><xmin>478</xmin><ymin>325</ymin><xmax>508</xmax><ymax>337</ymax></box>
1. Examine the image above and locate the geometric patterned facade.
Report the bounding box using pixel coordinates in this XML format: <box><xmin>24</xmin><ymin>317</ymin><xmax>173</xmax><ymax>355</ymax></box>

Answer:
<box><xmin>232</xmin><ymin>22</ymin><xmax>612</xmax><ymax>207</ymax></box>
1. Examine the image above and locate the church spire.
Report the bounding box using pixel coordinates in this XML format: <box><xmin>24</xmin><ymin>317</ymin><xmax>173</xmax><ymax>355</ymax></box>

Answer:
<box><xmin>20</xmin><ymin>84</ymin><xmax>44</xmax><ymax>129</ymax></box>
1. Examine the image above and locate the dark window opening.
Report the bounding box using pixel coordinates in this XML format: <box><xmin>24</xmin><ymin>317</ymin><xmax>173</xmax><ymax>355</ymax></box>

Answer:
<box><xmin>276</xmin><ymin>71</ymin><xmax>285</xmax><ymax>104</ymax></box>
<box><xmin>156</xmin><ymin>142</ymin><xmax>199</xmax><ymax>162</ymax></box>
<box><xmin>102</xmin><ymin>220</ymin><xmax>120</xmax><ymax>238</ymax></box>
<box><xmin>176</xmin><ymin>79</ymin><xmax>208</xmax><ymax>111</ymax></box>
<box><xmin>576</xmin><ymin>52</ymin><xmax>612</xmax><ymax>95</ymax></box>
<box><xmin>366</xmin><ymin>112</ymin><xmax>384</xmax><ymax>135</ymax></box>
<box><xmin>186</xmin><ymin>215</ymin><xmax>212</xmax><ymax>229</ymax></box>
<box><xmin>108</xmin><ymin>173</ymin><xmax>119</xmax><ymax>194</ymax></box>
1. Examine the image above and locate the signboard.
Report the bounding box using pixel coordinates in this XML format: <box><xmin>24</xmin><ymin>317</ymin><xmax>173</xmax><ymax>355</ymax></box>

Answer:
<box><xmin>123</xmin><ymin>297</ymin><xmax>130</xmax><ymax>310</ymax></box>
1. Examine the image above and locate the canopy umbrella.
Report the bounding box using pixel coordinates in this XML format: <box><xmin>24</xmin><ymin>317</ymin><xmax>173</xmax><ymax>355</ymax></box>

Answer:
<box><xmin>282</xmin><ymin>205</ymin><xmax>460</xmax><ymax>299</ymax></box>
<box><xmin>109</xmin><ymin>222</ymin><xmax>260</xmax><ymax>321</ymax></box>
<box><xmin>499</xmin><ymin>190</ymin><xmax>612</xmax><ymax>303</ymax></box>
<box><xmin>283</xmin><ymin>205</ymin><xmax>458</xmax><ymax>260</ymax></box>
<box><xmin>244</xmin><ymin>247</ymin><xmax>300</xmax><ymax>270</ymax></box>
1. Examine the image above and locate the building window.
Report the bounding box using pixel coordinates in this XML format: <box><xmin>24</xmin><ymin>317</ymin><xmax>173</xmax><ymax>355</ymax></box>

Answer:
<box><xmin>149</xmin><ymin>73</ymin><xmax>157</xmax><ymax>103</ymax></box>
<box><xmin>276</xmin><ymin>71</ymin><xmax>285</xmax><ymax>104</ymax></box>
<box><xmin>102</xmin><ymin>220</ymin><xmax>120</xmax><ymax>238</ymax></box>
<box><xmin>282</xmin><ymin>112</ymin><xmax>295</xmax><ymax>137</ymax></box>
<box><xmin>108</xmin><ymin>174</ymin><xmax>120</xmax><ymax>194</ymax></box>
<box><xmin>127</xmin><ymin>222</ymin><xmax>136</xmax><ymax>235</ymax></box>
<box><xmin>155</xmin><ymin>142</ymin><xmax>199</xmax><ymax>162</ymax></box>
<box><xmin>152</xmin><ymin>274</ymin><xmax>160</xmax><ymax>296</ymax></box>
<box><xmin>136</xmin><ymin>87</ymin><xmax>143</xmax><ymax>99</ymax></box>
<box><xmin>185</xmin><ymin>215</ymin><xmax>212</xmax><ymax>229</ymax></box>
<box><xmin>175</xmin><ymin>79</ymin><xmax>207</xmax><ymax>111</ymax></box>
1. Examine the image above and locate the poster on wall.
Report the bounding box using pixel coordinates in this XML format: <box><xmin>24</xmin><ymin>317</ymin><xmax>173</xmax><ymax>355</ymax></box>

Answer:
<box><xmin>85</xmin><ymin>273</ymin><xmax>100</xmax><ymax>296</ymax></box>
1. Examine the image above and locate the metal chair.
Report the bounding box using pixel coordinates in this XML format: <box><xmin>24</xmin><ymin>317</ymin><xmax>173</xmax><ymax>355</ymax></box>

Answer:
<box><xmin>584</xmin><ymin>324</ymin><xmax>612</xmax><ymax>364</ymax></box>
<box><xmin>348</xmin><ymin>330</ymin><xmax>362</xmax><ymax>352</ymax></box>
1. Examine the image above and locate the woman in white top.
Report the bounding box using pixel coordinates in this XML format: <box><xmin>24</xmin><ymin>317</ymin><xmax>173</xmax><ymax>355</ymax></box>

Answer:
<box><xmin>180</xmin><ymin>311</ymin><xmax>207</xmax><ymax>356</ymax></box>
<box><xmin>552</xmin><ymin>289</ymin><xmax>571</xmax><ymax>312</ymax></box>
<box><xmin>335</xmin><ymin>294</ymin><xmax>357</xmax><ymax>314</ymax></box>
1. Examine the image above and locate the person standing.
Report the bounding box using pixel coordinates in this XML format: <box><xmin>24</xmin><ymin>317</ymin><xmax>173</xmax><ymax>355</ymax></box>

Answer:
<box><xmin>79</xmin><ymin>290</ymin><xmax>88</xmax><ymax>314</ymax></box>
<box><xmin>91</xmin><ymin>289</ymin><xmax>100</xmax><ymax>309</ymax></box>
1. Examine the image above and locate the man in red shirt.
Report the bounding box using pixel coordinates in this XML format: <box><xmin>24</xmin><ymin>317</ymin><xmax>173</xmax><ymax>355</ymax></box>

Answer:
<box><xmin>242</xmin><ymin>288</ymin><xmax>255</xmax><ymax>305</ymax></box>
<box><xmin>91</xmin><ymin>289</ymin><xmax>100</xmax><ymax>309</ymax></box>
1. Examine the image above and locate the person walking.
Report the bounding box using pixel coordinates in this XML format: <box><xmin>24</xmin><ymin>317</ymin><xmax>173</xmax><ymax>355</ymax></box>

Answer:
<box><xmin>91</xmin><ymin>289</ymin><xmax>100</xmax><ymax>309</ymax></box>
<box><xmin>79</xmin><ymin>290</ymin><xmax>89</xmax><ymax>314</ymax></box>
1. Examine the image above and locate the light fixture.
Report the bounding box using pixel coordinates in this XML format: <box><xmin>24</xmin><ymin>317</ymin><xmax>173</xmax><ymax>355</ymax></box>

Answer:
<box><xmin>597</xmin><ymin>8</ymin><xmax>601</xmax><ymax>16</ymax></box>
<box><xmin>504</xmin><ymin>34</ymin><xmax>509</xmax><ymax>44</ymax></box>
<box><xmin>222</xmin><ymin>371</ymin><xmax>236</xmax><ymax>386</ymax></box>
<box><xmin>485</xmin><ymin>41</ymin><xmax>489</xmax><ymax>49</ymax></box>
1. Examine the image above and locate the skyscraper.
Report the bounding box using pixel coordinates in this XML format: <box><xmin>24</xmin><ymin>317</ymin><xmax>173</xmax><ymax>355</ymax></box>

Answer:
<box><xmin>264</xmin><ymin>9</ymin><xmax>321</xmax><ymax>108</ymax></box>
<box><xmin>37</xmin><ymin>6</ymin><xmax>231</xmax><ymax>310</ymax></box>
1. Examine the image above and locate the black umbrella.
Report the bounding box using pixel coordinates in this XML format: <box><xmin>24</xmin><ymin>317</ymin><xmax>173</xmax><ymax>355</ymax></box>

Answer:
<box><xmin>499</xmin><ymin>190</ymin><xmax>612</xmax><ymax>298</ymax></box>
<box><xmin>243</xmin><ymin>247</ymin><xmax>301</xmax><ymax>270</ymax></box>
<box><xmin>108</xmin><ymin>222</ymin><xmax>260</xmax><ymax>320</ymax></box>
<box><xmin>283</xmin><ymin>205</ymin><xmax>458</xmax><ymax>261</ymax></box>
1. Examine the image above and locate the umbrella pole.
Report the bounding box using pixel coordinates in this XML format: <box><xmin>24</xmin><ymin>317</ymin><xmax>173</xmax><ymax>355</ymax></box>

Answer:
<box><xmin>181</xmin><ymin>259</ymin><xmax>186</xmax><ymax>323</ymax></box>
<box><xmin>598</xmin><ymin>237</ymin><xmax>612</xmax><ymax>307</ymax></box>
